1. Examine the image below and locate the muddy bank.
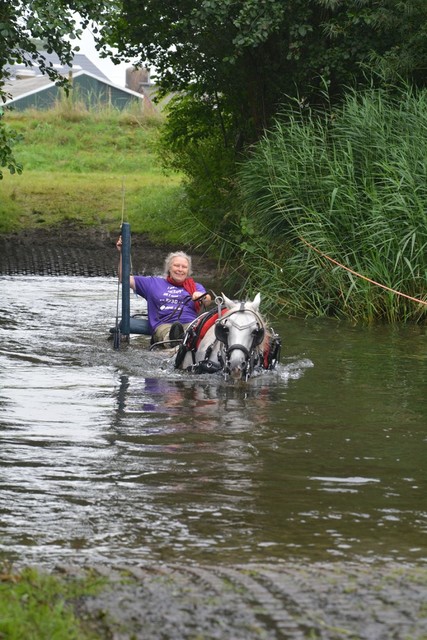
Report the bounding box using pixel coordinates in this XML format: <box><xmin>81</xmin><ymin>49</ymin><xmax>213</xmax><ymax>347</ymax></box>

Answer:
<box><xmin>0</xmin><ymin>223</ymin><xmax>219</xmax><ymax>281</ymax></box>
<box><xmin>65</xmin><ymin>560</ymin><xmax>427</xmax><ymax>639</ymax></box>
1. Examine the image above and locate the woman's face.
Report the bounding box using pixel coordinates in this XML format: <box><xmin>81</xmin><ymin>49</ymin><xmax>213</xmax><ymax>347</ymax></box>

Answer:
<box><xmin>169</xmin><ymin>257</ymin><xmax>190</xmax><ymax>283</ymax></box>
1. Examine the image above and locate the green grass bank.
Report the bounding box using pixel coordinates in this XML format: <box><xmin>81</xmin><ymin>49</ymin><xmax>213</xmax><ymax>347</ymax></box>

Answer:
<box><xmin>0</xmin><ymin>564</ymin><xmax>104</xmax><ymax>640</ymax></box>
<box><xmin>0</xmin><ymin>102</ymin><xmax>184</xmax><ymax>245</ymax></box>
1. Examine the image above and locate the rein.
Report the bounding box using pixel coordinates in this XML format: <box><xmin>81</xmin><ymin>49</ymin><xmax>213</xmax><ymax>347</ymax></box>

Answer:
<box><xmin>157</xmin><ymin>290</ymin><xmax>213</xmax><ymax>327</ymax></box>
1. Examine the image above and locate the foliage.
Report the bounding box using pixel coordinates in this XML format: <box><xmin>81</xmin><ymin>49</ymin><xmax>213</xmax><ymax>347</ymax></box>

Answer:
<box><xmin>155</xmin><ymin>92</ymin><xmax>239</xmax><ymax>251</ymax></box>
<box><xmin>369</xmin><ymin>0</ymin><xmax>427</xmax><ymax>84</ymax></box>
<box><xmin>0</xmin><ymin>0</ymin><xmax>115</xmax><ymax>96</ymax></box>
<box><xmin>97</xmin><ymin>0</ymin><xmax>427</xmax><ymax>256</ymax></box>
<box><xmin>100</xmin><ymin>1</ymin><xmax>427</xmax><ymax>139</ymax></box>
<box><xmin>0</xmin><ymin>108</ymin><xmax>23</xmax><ymax>179</ymax></box>
<box><xmin>235</xmin><ymin>84</ymin><xmax>427</xmax><ymax>323</ymax></box>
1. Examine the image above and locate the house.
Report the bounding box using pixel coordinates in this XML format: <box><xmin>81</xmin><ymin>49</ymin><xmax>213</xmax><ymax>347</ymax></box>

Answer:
<box><xmin>3</xmin><ymin>53</ymin><xmax>148</xmax><ymax>111</ymax></box>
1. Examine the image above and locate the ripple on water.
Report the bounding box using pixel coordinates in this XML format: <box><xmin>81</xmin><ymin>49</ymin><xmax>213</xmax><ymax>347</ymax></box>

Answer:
<box><xmin>0</xmin><ymin>276</ymin><xmax>426</xmax><ymax>567</ymax></box>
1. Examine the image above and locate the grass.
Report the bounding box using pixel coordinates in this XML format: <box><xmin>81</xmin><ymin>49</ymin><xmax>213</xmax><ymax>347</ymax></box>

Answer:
<box><xmin>0</xmin><ymin>101</ymin><xmax>185</xmax><ymax>242</ymax></box>
<box><xmin>3</xmin><ymin>90</ymin><xmax>425</xmax><ymax>322</ymax></box>
<box><xmin>0</xmin><ymin>563</ymin><xmax>104</xmax><ymax>639</ymax></box>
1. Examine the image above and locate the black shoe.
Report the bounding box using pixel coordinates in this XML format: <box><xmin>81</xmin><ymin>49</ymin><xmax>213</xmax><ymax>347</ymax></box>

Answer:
<box><xmin>169</xmin><ymin>322</ymin><xmax>185</xmax><ymax>341</ymax></box>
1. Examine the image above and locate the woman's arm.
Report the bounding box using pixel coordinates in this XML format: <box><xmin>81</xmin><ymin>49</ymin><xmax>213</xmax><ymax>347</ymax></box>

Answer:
<box><xmin>116</xmin><ymin>236</ymin><xmax>135</xmax><ymax>290</ymax></box>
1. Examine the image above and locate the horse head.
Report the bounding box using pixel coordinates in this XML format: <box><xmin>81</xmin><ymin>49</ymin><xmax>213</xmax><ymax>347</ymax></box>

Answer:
<box><xmin>214</xmin><ymin>292</ymin><xmax>266</xmax><ymax>380</ymax></box>
<box><xmin>175</xmin><ymin>292</ymin><xmax>281</xmax><ymax>379</ymax></box>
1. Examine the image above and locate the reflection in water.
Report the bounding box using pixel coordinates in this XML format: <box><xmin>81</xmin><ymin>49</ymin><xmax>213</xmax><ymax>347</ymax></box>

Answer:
<box><xmin>115</xmin><ymin>374</ymin><xmax>274</xmax><ymax>430</ymax></box>
<box><xmin>0</xmin><ymin>275</ymin><xmax>426</xmax><ymax>568</ymax></box>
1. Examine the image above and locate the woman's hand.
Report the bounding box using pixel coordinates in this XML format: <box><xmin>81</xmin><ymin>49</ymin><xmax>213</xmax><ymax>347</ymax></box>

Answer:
<box><xmin>116</xmin><ymin>236</ymin><xmax>122</xmax><ymax>252</ymax></box>
<box><xmin>193</xmin><ymin>291</ymin><xmax>212</xmax><ymax>305</ymax></box>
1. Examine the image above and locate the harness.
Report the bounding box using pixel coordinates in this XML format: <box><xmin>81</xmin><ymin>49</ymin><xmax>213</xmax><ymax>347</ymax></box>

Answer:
<box><xmin>174</xmin><ymin>306</ymin><xmax>227</xmax><ymax>370</ymax></box>
<box><xmin>174</xmin><ymin>302</ymin><xmax>281</xmax><ymax>377</ymax></box>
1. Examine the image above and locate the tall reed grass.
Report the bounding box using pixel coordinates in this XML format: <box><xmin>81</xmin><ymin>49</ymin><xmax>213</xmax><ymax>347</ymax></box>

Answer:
<box><xmin>236</xmin><ymin>85</ymin><xmax>427</xmax><ymax>322</ymax></box>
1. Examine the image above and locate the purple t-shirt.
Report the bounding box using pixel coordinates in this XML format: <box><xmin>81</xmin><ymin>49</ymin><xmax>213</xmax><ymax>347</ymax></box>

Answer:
<box><xmin>133</xmin><ymin>276</ymin><xmax>206</xmax><ymax>332</ymax></box>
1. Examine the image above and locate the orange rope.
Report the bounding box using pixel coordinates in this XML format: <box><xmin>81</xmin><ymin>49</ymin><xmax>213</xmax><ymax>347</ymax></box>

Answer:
<box><xmin>299</xmin><ymin>236</ymin><xmax>427</xmax><ymax>307</ymax></box>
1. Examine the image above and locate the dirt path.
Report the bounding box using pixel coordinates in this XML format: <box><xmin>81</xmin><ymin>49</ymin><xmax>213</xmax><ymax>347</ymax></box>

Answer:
<box><xmin>66</xmin><ymin>560</ymin><xmax>427</xmax><ymax>639</ymax></box>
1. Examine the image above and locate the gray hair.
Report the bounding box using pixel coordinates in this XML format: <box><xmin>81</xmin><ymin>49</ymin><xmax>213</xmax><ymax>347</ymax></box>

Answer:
<box><xmin>163</xmin><ymin>251</ymin><xmax>193</xmax><ymax>278</ymax></box>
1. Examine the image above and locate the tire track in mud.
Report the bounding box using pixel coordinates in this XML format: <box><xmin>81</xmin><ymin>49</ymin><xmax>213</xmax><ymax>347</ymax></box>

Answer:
<box><xmin>0</xmin><ymin>226</ymin><xmax>219</xmax><ymax>280</ymax></box>
<box><xmin>211</xmin><ymin>565</ymin><xmax>303</xmax><ymax>639</ymax></box>
<box><xmin>74</xmin><ymin>561</ymin><xmax>427</xmax><ymax>639</ymax></box>
<box><xmin>0</xmin><ymin>245</ymin><xmax>117</xmax><ymax>277</ymax></box>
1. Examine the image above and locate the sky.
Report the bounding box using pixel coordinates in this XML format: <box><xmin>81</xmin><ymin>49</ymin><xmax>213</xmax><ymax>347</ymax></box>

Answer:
<box><xmin>73</xmin><ymin>21</ymin><xmax>136</xmax><ymax>87</ymax></box>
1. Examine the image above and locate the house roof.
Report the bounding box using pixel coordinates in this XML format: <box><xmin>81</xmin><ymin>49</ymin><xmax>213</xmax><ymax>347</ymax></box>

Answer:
<box><xmin>2</xmin><ymin>52</ymin><xmax>157</xmax><ymax>111</ymax></box>
<box><xmin>3</xmin><ymin>71</ymin><xmax>145</xmax><ymax>108</ymax></box>
<box><xmin>3</xmin><ymin>74</ymin><xmax>52</xmax><ymax>101</ymax></box>
<box><xmin>6</xmin><ymin>52</ymin><xmax>111</xmax><ymax>82</ymax></box>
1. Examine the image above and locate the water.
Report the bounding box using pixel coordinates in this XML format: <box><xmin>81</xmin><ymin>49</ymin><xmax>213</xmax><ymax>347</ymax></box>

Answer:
<box><xmin>0</xmin><ymin>276</ymin><xmax>426</xmax><ymax>568</ymax></box>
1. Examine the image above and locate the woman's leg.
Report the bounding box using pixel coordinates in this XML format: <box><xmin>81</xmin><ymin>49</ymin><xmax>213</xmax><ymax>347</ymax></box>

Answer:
<box><xmin>152</xmin><ymin>322</ymin><xmax>190</xmax><ymax>345</ymax></box>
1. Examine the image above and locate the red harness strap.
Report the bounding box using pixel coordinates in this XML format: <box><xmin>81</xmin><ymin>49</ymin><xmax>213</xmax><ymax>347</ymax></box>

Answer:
<box><xmin>194</xmin><ymin>308</ymin><xmax>228</xmax><ymax>349</ymax></box>
<box><xmin>263</xmin><ymin>346</ymin><xmax>269</xmax><ymax>369</ymax></box>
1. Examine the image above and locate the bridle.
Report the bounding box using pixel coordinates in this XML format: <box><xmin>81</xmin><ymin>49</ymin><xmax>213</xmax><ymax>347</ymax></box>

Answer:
<box><xmin>214</xmin><ymin>304</ymin><xmax>265</xmax><ymax>380</ymax></box>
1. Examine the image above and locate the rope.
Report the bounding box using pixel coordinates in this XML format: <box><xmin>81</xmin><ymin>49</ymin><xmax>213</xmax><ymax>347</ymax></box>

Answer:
<box><xmin>299</xmin><ymin>236</ymin><xmax>427</xmax><ymax>306</ymax></box>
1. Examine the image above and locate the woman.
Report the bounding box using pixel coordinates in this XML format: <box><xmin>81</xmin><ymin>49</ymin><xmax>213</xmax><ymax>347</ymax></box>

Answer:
<box><xmin>116</xmin><ymin>238</ymin><xmax>211</xmax><ymax>344</ymax></box>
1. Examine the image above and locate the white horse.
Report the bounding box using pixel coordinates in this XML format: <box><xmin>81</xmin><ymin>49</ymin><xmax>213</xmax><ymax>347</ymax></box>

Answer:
<box><xmin>174</xmin><ymin>293</ymin><xmax>281</xmax><ymax>381</ymax></box>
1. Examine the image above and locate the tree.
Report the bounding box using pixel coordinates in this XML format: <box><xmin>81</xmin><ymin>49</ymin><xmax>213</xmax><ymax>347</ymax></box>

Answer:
<box><xmin>0</xmin><ymin>107</ymin><xmax>22</xmax><ymax>178</ymax></box>
<box><xmin>0</xmin><ymin>0</ymin><xmax>111</xmax><ymax>178</ymax></box>
<box><xmin>99</xmin><ymin>0</ymin><xmax>427</xmax><ymax>148</ymax></box>
<box><xmin>95</xmin><ymin>0</ymin><xmax>427</xmax><ymax>235</ymax></box>
<box><xmin>370</xmin><ymin>0</ymin><xmax>427</xmax><ymax>84</ymax></box>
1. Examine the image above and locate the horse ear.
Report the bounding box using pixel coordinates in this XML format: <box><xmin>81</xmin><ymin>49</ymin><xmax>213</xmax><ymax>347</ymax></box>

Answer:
<box><xmin>251</xmin><ymin>292</ymin><xmax>261</xmax><ymax>311</ymax></box>
<box><xmin>221</xmin><ymin>293</ymin><xmax>235</xmax><ymax>309</ymax></box>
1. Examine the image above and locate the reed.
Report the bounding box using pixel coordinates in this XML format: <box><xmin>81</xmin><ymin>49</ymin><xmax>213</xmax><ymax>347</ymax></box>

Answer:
<box><xmin>236</xmin><ymin>85</ymin><xmax>427</xmax><ymax>322</ymax></box>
